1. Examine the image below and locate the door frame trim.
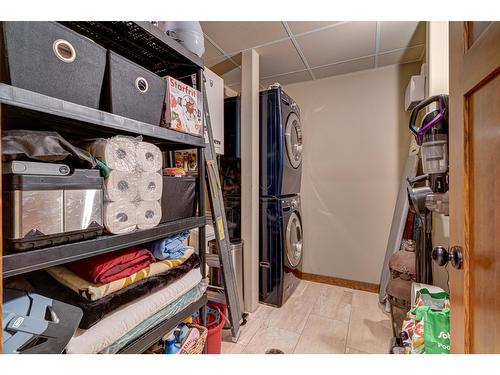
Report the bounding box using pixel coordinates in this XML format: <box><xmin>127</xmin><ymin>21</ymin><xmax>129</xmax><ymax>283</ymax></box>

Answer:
<box><xmin>450</xmin><ymin>20</ymin><xmax>471</xmax><ymax>354</ymax></box>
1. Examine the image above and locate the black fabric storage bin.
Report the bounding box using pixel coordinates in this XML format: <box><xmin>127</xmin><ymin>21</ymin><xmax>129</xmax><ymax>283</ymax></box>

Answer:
<box><xmin>2</xmin><ymin>22</ymin><xmax>106</xmax><ymax>108</ymax></box>
<box><xmin>103</xmin><ymin>51</ymin><xmax>167</xmax><ymax>125</ymax></box>
<box><xmin>161</xmin><ymin>176</ymin><xmax>197</xmax><ymax>223</ymax></box>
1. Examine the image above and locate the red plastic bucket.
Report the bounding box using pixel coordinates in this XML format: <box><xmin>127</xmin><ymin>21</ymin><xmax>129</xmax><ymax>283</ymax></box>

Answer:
<box><xmin>196</xmin><ymin>304</ymin><xmax>225</xmax><ymax>354</ymax></box>
<box><xmin>209</xmin><ymin>302</ymin><xmax>231</xmax><ymax>329</ymax></box>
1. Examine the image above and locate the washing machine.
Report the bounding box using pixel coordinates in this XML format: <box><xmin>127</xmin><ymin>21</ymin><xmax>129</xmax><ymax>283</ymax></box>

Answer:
<box><xmin>259</xmin><ymin>194</ymin><xmax>303</xmax><ymax>307</ymax></box>
<box><xmin>260</xmin><ymin>86</ymin><xmax>303</xmax><ymax>197</ymax></box>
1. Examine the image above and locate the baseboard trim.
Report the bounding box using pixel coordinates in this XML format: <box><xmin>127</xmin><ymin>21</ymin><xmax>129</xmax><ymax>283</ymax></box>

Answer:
<box><xmin>298</xmin><ymin>271</ymin><xmax>380</xmax><ymax>294</ymax></box>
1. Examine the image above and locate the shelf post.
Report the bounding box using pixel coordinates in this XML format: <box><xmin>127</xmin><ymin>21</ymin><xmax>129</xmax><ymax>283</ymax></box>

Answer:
<box><xmin>196</xmin><ymin>67</ymin><xmax>207</xmax><ymax>329</ymax></box>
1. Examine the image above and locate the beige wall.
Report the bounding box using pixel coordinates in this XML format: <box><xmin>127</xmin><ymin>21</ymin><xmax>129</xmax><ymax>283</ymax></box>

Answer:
<box><xmin>284</xmin><ymin>62</ymin><xmax>421</xmax><ymax>284</ymax></box>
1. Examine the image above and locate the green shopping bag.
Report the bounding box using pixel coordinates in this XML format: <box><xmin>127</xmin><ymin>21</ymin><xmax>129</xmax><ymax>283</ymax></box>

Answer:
<box><xmin>412</xmin><ymin>306</ymin><xmax>450</xmax><ymax>354</ymax></box>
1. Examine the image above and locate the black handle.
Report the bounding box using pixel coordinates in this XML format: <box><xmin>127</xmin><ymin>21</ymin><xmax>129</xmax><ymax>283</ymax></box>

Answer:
<box><xmin>407</xmin><ymin>174</ymin><xmax>429</xmax><ymax>186</ymax></box>
<box><xmin>409</xmin><ymin>95</ymin><xmax>447</xmax><ymax>136</ymax></box>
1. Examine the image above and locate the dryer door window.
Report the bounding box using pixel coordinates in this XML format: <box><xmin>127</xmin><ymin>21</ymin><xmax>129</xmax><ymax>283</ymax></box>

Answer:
<box><xmin>286</xmin><ymin>211</ymin><xmax>303</xmax><ymax>268</ymax></box>
<box><xmin>285</xmin><ymin>112</ymin><xmax>303</xmax><ymax>169</ymax></box>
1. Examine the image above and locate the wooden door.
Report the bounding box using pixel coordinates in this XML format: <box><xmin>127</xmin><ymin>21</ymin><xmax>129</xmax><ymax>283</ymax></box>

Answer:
<box><xmin>449</xmin><ymin>21</ymin><xmax>500</xmax><ymax>353</ymax></box>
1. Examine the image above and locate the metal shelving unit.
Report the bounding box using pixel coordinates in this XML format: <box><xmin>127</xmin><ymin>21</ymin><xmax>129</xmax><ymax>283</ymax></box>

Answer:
<box><xmin>3</xmin><ymin>217</ymin><xmax>205</xmax><ymax>278</ymax></box>
<box><xmin>60</xmin><ymin>21</ymin><xmax>203</xmax><ymax>77</ymax></box>
<box><xmin>0</xmin><ymin>84</ymin><xmax>205</xmax><ymax>149</ymax></box>
<box><xmin>0</xmin><ymin>21</ymin><xmax>207</xmax><ymax>354</ymax></box>
<box><xmin>118</xmin><ymin>294</ymin><xmax>208</xmax><ymax>354</ymax></box>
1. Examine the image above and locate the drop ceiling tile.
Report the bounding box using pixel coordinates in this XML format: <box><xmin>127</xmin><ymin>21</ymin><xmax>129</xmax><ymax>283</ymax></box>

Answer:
<box><xmin>203</xmin><ymin>38</ymin><xmax>223</xmax><ymax>60</ymax></box>
<box><xmin>222</xmin><ymin>66</ymin><xmax>242</xmax><ymax>86</ymax></box>
<box><xmin>256</xmin><ymin>39</ymin><xmax>306</xmax><ymax>78</ymax></box>
<box><xmin>205</xmin><ymin>55</ymin><xmax>226</xmax><ymax>68</ymax></box>
<box><xmin>377</xmin><ymin>45</ymin><xmax>424</xmax><ymax>67</ymax></box>
<box><xmin>201</xmin><ymin>22</ymin><xmax>288</xmax><ymax>54</ymax></box>
<box><xmin>207</xmin><ymin>55</ymin><xmax>241</xmax><ymax>76</ymax></box>
<box><xmin>312</xmin><ymin>56</ymin><xmax>375</xmax><ymax>79</ymax></box>
<box><xmin>379</xmin><ymin>21</ymin><xmax>426</xmax><ymax>52</ymax></box>
<box><xmin>287</xmin><ymin>21</ymin><xmax>342</xmax><ymax>35</ymax></box>
<box><xmin>296</xmin><ymin>22</ymin><xmax>377</xmax><ymax>68</ymax></box>
<box><xmin>261</xmin><ymin>70</ymin><xmax>311</xmax><ymax>88</ymax></box>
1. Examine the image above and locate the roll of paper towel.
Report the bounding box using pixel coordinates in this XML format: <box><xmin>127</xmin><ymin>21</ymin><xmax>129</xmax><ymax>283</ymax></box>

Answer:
<box><xmin>104</xmin><ymin>201</ymin><xmax>137</xmax><ymax>234</ymax></box>
<box><xmin>138</xmin><ymin>172</ymin><xmax>163</xmax><ymax>201</ymax></box>
<box><xmin>136</xmin><ymin>200</ymin><xmax>162</xmax><ymax>230</ymax></box>
<box><xmin>104</xmin><ymin>171</ymin><xmax>138</xmax><ymax>202</ymax></box>
<box><xmin>86</xmin><ymin>137</ymin><xmax>137</xmax><ymax>172</ymax></box>
<box><xmin>136</xmin><ymin>142</ymin><xmax>162</xmax><ymax>172</ymax></box>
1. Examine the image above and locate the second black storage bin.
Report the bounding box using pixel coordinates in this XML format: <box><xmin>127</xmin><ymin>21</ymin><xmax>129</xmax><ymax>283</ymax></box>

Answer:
<box><xmin>2</xmin><ymin>22</ymin><xmax>106</xmax><ymax>108</ymax></box>
<box><xmin>160</xmin><ymin>176</ymin><xmax>197</xmax><ymax>223</ymax></box>
<box><xmin>103</xmin><ymin>51</ymin><xmax>167</xmax><ymax>125</ymax></box>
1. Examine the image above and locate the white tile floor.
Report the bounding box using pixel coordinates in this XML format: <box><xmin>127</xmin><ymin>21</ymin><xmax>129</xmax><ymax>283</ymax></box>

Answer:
<box><xmin>221</xmin><ymin>280</ymin><xmax>392</xmax><ymax>354</ymax></box>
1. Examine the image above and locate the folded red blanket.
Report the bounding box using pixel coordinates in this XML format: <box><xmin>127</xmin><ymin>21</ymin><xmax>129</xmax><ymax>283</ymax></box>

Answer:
<box><xmin>67</xmin><ymin>247</ymin><xmax>154</xmax><ymax>284</ymax></box>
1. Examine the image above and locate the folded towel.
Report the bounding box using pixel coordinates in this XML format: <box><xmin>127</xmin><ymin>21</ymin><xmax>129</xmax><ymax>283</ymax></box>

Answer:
<box><xmin>28</xmin><ymin>253</ymin><xmax>200</xmax><ymax>329</ymax></box>
<box><xmin>151</xmin><ymin>231</ymin><xmax>190</xmax><ymax>260</ymax></box>
<box><xmin>46</xmin><ymin>248</ymin><xmax>194</xmax><ymax>301</ymax></box>
<box><xmin>67</xmin><ymin>247</ymin><xmax>154</xmax><ymax>284</ymax></box>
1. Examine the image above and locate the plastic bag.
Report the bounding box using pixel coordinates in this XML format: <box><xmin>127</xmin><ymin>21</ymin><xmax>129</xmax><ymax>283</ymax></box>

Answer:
<box><xmin>402</xmin><ymin>288</ymin><xmax>451</xmax><ymax>354</ymax></box>
<box><xmin>414</xmin><ymin>288</ymin><xmax>450</xmax><ymax>310</ymax></box>
<box><xmin>405</xmin><ymin>310</ymin><xmax>425</xmax><ymax>354</ymax></box>
<box><xmin>412</xmin><ymin>306</ymin><xmax>450</xmax><ymax>354</ymax></box>
<box><xmin>401</xmin><ymin>317</ymin><xmax>415</xmax><ymax>350</ymax></box>
<box><xmin>2</xmin><ymin>130</ymin><xmax>95</xmax><ymax>168</ymax></box>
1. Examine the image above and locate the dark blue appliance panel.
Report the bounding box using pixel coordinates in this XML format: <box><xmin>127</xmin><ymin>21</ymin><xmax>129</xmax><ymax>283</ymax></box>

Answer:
<box><xmin>259</xmin><ymin>197</ymin><xmax>284</xmax><ymax>306</ymax></box>
<box><xmin>223</xmin><ymin>96</ymin><xmax>241</xmax><ymax>158</ymax></box>
<box><xmin>221</xmin><ymin>97</ymin><xmax>242</xmax><ymax>241</ymax></box>
<box><xmin>260</xmin><ymin>88</ymin><xmax>284</xmax><ymax>197</ymax></box>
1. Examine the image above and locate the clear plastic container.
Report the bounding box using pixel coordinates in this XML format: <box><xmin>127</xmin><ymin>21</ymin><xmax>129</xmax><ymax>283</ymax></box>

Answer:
<box><xmin>421</xmin><ymin>133</ymin><xmax>448</xmax><ymax>174</ymax></box>
<box><xmin>425</xmin><ymin>192</ymin><xmax>449</xmax><ymax>215</ymax></box>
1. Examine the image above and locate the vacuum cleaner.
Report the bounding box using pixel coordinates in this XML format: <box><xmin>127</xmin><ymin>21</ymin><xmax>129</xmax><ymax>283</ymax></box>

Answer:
<box><xmin>406</xmin><ymin>94</ymin><xmax>449</xmax><ymax>284</ymax></box>
<box><xmin>2</xmin><ymin>289</ymin><xmax>83</xmax><ymax>354</ymax></box>
<box><xmin>409</xmin><ymin>94</ymin><xmax>449</xmax><ymax>214</ymax></box>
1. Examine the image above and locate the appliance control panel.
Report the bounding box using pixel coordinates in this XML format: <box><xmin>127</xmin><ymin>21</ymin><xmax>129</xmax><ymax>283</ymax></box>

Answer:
<box><xmin>282</xmin><ymin>196</ymin><xmax>300</xmax><ymax>209</ymax></box>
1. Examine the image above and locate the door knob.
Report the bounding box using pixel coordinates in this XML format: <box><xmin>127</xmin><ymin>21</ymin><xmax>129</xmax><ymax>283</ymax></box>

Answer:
<box><xmin>432</xmin><ymin>246</ymin><xmax>464</xmax><ymax>269</ymax></box>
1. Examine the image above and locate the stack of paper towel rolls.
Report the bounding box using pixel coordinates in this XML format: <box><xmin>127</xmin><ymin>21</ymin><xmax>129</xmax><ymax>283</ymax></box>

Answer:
<box><xmin>86</xmin><ymin>137</ymin><xmax>163</xmax><ymax>234</ymax></box>
<box><xmin>135</xmin><ymin>141</ymin><xmax>162</xmax><ymax>231</ymax></box>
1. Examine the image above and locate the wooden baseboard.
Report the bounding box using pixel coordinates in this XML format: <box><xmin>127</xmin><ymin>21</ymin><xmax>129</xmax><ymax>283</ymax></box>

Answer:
<box><xmin>298</xmin><ymin>271</ymin><xmax>380</xmax><ymax>294</ymax></box>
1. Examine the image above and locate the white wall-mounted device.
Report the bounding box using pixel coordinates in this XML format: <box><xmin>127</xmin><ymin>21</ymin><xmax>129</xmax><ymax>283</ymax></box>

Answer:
<box><xmin>405</xmin><ymin>74</ymin><xmax>426</xmax><ymax>111</ymax></box>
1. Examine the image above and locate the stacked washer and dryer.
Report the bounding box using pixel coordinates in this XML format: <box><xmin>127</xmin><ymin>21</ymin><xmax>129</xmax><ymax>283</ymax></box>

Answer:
<box><xmin>259</xmin><ymin>86</ymin><xmax>303</xmax><ymax>307</ymax></box>
<box><xmin>220</xmin><ymin>85</ymin><xmax>304</xmax><ymax>308</ymax></box>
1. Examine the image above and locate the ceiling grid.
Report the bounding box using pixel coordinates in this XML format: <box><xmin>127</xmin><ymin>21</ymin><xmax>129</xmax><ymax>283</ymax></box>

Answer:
<box><xmin>201</xmin><ymin>21</ymin><xmax>426</xmax><ymax>90</ymax></box>
<box><xmin>282</xmin><ymin>21</ymin><xmax>316</xmax><ymax>80</ymax></box>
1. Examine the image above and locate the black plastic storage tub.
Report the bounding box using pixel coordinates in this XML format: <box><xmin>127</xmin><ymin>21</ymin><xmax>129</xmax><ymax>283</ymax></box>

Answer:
<box><xmin>102</xmin><ymin>51</ymin><xmax>167</xmax><ymax>125</ymax></box>
<box><xmin>160</xmin><ymin>176</ymin><xmax>197</xmax><ymax>223</ymax></box>
<box><xmin>2</xmin><ymin>22</ymin><xmax>106</xmax><ymax>108</ymax></box>
<box><xmin>3</xmin><ymin>169</ymin><xmax>104</xmax><ymax>252</ymax></box>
